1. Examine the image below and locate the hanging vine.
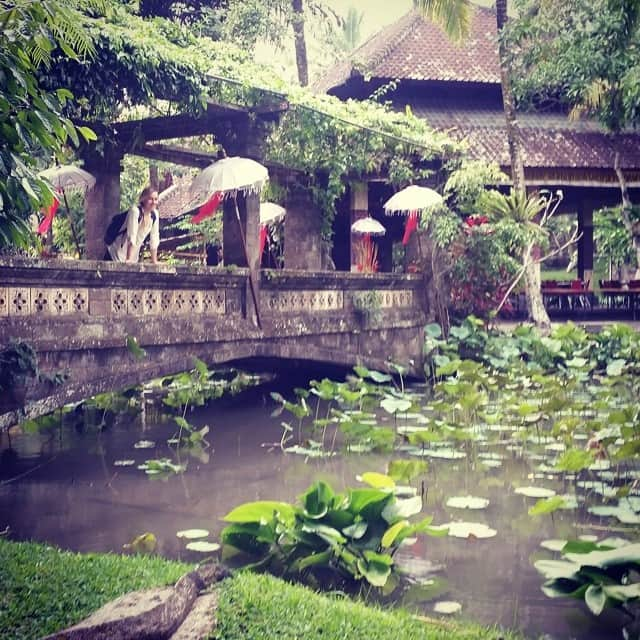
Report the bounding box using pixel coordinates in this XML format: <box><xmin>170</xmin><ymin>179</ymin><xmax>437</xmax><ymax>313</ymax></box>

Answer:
<box><xmin>37</xmin><ymin>1</ymin><xmax>462</xmax><ymax>238</ymax></box>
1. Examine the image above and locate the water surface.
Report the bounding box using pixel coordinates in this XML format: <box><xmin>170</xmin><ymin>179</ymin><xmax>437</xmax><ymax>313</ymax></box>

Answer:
<box><xmin>0</xmin><ymin>379</ymin><xmax>631</xmax><ymax>640</ymax></box>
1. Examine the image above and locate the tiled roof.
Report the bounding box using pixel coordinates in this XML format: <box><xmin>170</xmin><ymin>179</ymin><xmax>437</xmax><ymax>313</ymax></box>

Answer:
<box><xmin>158</xmin><ymin>174</ymin><xmax>201</xmax><ymax>219</ymax></box>
<box><xmin>314</xmin><ymin>6</ymin><xmax>500</xmax><ymax>93</ymax></box>
<box><xmin>411</xmin><ymin>103</ymin><xmax>640</xmax><ymax>170</ymax></box>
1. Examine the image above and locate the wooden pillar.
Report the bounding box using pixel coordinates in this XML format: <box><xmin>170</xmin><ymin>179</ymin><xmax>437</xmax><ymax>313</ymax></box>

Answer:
<box><xmin>577</xmin><ymin>202</ymin><xmax>594</xmax><ymax>283</ymax></box>
<box><xmin>284</xmin><ymin>186</ymin><xmax>322</xmax><ymax>270</ymax></box>
<box><xmin>222</xmin><ymin>191</ymin><xmax>261</xmax><ymax>324</ymax></box>
<box><xmin>83</xmin><ymin>147</ymin><xmax>123</xmax><ymax>260</ymax></box>
<box><xmin>350</xmin><ymin>181</ymin><xmax>368</xmax><ymax>271</ymax></box>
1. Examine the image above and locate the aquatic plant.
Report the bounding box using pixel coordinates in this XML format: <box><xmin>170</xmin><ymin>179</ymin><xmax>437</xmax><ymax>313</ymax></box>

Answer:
<box><xmin>535</xmin><ymin>541</ymin><xmax>640</xmax><ymax>616</ymax></box>
<box><xmin>221</xmin><ymin>475</ymin><xmax>446</xmax><ymax>588</ymax></box>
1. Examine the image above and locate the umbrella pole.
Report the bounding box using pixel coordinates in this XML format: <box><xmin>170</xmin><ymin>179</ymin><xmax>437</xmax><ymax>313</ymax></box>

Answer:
<box><xmin>61</xmin><ymin>188</ymin><xmax>82</xmax><ymax>258</ymax></box>
<box><xmin>233</xmin><ymin>197</ymin><xmax>262</xmax><ymax>330</ymax></box>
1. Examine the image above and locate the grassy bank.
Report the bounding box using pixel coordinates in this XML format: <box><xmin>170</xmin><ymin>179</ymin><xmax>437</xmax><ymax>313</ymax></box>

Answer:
<box><xmin>0</xmin><ymin>539</ymin><xmax>190</xmax><ymax>639</ymax></box>
<box><xmin>0</xmin><ymin>540</ymin><xmax>521</xmax><ymax>640</ymax></box>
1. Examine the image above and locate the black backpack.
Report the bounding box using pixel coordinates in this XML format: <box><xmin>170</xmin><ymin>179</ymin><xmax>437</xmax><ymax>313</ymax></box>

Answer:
<box><xmin>104</xmin><ymin>209</ymin><xmax>157</xmax><ymax>246</ymax></box>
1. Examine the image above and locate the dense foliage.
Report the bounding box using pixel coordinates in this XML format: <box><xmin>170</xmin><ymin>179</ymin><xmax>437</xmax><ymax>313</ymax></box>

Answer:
<box><xmin>506</xmin><ymin>0</ymin><xmax>640</xmax><ymax>131</ymax></box>
<box><xmin>0</xmin><ymin>0</ymin><xmax>97</xmax><ymax>248</ymax></box>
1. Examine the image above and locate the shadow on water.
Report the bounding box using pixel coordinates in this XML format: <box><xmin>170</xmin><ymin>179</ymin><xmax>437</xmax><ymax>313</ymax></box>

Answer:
<box><xmin>0</xmin><ymin>368</ymin><xmax>635</xmax><ymax>640</ymax></box>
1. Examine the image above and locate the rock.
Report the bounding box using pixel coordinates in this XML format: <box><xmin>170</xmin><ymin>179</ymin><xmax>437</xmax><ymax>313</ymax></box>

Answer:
<box><xmin>169</xmin><ymin>592</ymin><xmax>219</xmax><ymax>640</ymax></box>
<box><xmin>41</xmin><ymin>564</ymin><xmax>232</xmax><ymax>640</ymax></box>
<box><xmin>41</xmin><ymin>571</ymin><xmax>201</xmax><ymax>640</ymax></box>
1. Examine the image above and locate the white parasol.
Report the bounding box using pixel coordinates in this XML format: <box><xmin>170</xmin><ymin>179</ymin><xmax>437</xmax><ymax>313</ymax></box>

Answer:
<box><xmin>383</xmin><ymin>185</ymin><xmax>443</xmax><ymax>215</ymax></box>
<box><xmin>37</xmin><ymin>164</ymin><xmax>95</xmax><ymax>254</ymax></box>
<box><xmin>260</xmin><ymin>202</ymin><xmax>286</xmax><ymax>226</ymax></box>
<box><xmin>384</xmin><ymin>185</ymin><xmax>443</xmax><ymax>247</ymax></box>
<box><xmin>350</xmin><ymin>216</ymin><xmax>386</xmax><ymax>236</ymax></box>
<box><xmin>190</xmin><ymin>157</ymin><xmax>269</xmax><ymax>204</ymax></box>
<box><xmin>39</xmin><ymin>165</ymin><xmax>96</xmax><ymax>194</ymax></box>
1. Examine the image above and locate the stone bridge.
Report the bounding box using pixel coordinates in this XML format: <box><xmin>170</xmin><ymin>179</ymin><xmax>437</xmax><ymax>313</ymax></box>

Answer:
<box><xmin>0</xmin><ymin>258</ymin><xmax>426</xmax><ymax>426</ymax></box>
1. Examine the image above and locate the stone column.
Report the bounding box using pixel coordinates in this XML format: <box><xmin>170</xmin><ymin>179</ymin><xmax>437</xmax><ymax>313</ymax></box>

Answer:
<box><xmin>350</xmin><ymin>181</ymin><xmax>368</xmax><ymax>271</ymax></box>
<box><xmin>577</xmin><ymin>202</ymin><xmax>594</xmax><ymax>283</ymax></box>
<box><xmin>83</xmin><ymin>148</ymin><xmax>123</xmax><ymax>260</ymax></box>
<box><xmin>284</xmin><ymin>185</ymin><xmax>322</xmax><ymax>270</ymax></box>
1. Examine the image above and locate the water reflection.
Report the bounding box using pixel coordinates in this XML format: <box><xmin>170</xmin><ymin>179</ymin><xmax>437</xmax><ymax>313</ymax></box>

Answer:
<box><xmin>0</xmin><ymin>378</ymin><xmax>632</xmax><ymax>640</ymax></box>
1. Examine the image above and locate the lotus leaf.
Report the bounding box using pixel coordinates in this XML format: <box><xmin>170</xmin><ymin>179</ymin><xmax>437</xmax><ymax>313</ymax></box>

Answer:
<box><xmin>176</xmin><ymin>529</ymin><xmax>209</xmax><ymax>539</ymax></box>
<box><xmin>445</xmin><ymin>495</ymin><xmax>489</xmax><ymax>510</ymax></box>
<box><xmin>444</xmin><ymin>522</ymin><xmax>497</xmax><ymax>539</ymax></box>
<box><xmin>433</xmin><ymin>601</ymin><xmax>462</xmax><ymax>614</ymax></box>
<box><xmin>185</xmin><ymin>541</ymin><xmax>220</xmax><ymax>553</ymax></box>
<box><xmin>514</xmin><ymin>486</ymin><xmax>556</xmax><ymax>499</ymax></box>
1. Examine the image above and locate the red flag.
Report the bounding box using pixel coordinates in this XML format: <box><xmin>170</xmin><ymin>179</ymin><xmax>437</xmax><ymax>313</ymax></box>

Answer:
<box><xmin>37</xmin><ymin>196</ymin><xmax>60</xmax><ymax>234</ymax></box>
<box><xmin>259</xmin><ymin>224</ymin><xmax>268</xmax><ymax>258</ymax></box>
<box><xmin>402</xmin><ymin>210</ymin><xmax>418</xmax><ymax>245</ymax></box>
<box><xmin>191</xmin><ymin>191</ymin><xmax>223</xmax><ymax>224</ymax></box>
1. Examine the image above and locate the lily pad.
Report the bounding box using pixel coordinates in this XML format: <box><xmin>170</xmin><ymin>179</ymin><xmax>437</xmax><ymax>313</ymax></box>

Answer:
<box><xmin>433</xmin><ymin>600</ymin><xmax>462</xmax><ymax>614</ymax></box>
<box><xmin>444</xmin><ymin>522</ymin><xmax>497</xmax><ymax>539</ymax></box>
<box><xmin>185</xmin><ymin>541</ymin><xmax>221</xmax><ymax>552</ymax></box>
<box><xmin>514</xmin><ymin>486</ymin><xmax>556</xmax><ymax>499</ymax></box>
<box><xmin>588</xmin><ymin>505</ymin><xmax>640</xmax><ymax>524</ymax></box>
<box><xmin>133</xmin><ymin>440</ymin><xmax>155</xmax><ymax>449</ymax></box>
<box><xmin>540</xmin><ymin>539</ymin><xmax>567</xmax><ymax>552</ymax></box>
<box><xmin>176</xmin><ymin>529</ymin><xmax>210</xmax><ymax>539</ymax></box>
<box><xmin>578</xmin><ymin>534</ymin><xmax>599</xmax><ymax>542</ymax></box>
<box><xmin>446</xmin><ymin>495</ymin><xmax>489</xmax><ymax>510</ymax></box>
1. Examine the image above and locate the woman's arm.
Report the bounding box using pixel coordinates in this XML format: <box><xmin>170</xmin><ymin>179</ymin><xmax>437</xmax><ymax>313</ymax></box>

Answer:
<box><xmin>150</xmin><ymin>209</ymin><xmax>160</xmax><ymax>264</ymax></box>
<box><xmin>125</xmin><ymin>206</ymin><xmax>139</xmax><ymax>262</ymax></box>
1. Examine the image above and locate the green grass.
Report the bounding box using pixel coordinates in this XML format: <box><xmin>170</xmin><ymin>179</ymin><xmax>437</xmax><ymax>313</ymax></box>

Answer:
<box><xmin>0</xmin><ymin>540</ymin><xmax>521</xmax><ymax>640</ymax></box>
<box><xmin>213</xmin><ymin>571</ymin><xmax>521</xmax><ymax>640</ymax></box>
<box><xmin>0</xmin><ymin>539</ymin><xmax>190</xmax><ymax>640</ymax></box>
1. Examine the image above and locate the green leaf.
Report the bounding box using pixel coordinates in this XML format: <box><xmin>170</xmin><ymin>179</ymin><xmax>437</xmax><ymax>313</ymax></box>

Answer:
<box><xmin>342</xmin><ymin>521</ymin><xmax>368</xmax><ymax>539</ymax></box>
<box><xmin>359</xmin><ymin>472</ymin><xmax>395</xmax><ymax>490</ymax></box>
<box><xmin>381</xmin><ymin>520</ymin><xmax>410</xmax><ymax>548</ymax></box>
<box><xmin>382</xmin><ymin>495</ymin><xmax>422</xmax><ymax>523</ymax></box>
<box><xmin>356</xmin><ymin>550</ymin><xmax>393</xmax><ymax>587</ymax></box>
<box><xmin>347</xmin><ymin>488</ymin><xmax>390</xmax><ymax>515</ymax></box>
<box><xmin>301</xmin><ymin>522</ymin><xmax>346</xmax><ymax>545</ymax></box>
<box><xmin>528</xmin><ymin>496</ymin><xmax>566</xmax><ymax>516</ymax></box>
<box><xmin>301</xmin><ymin>481</ymin><xmax>335</xmax><ymax>519</ymax></box>
<box><xmin>584</xmin><ymin>584</ymin><xmax>607</xmax><ymax>615</ymax></box>
<box><xmin>125</xmin><ymin>335</ymin><xmax>147</xmax><ymax>360</ymax></box>
<box><xmin>223</xmin><ymin>501</ymin><xmax>295</xmax><ymax>525</ymax></box>
<box><xmin>387</xmin><ymin>459</ymin><xmax>428</xmax><ymax>483</ymax></box>
<box><xmin>555</xmin><ymin>449</ymin><xmax>594</xmax><ymax>472</ymax></box>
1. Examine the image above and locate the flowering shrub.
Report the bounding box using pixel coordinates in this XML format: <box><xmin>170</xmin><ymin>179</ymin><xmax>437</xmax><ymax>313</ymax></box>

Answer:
<box><xmin>448</xmin><ymin>217</ymin><xmax>519</xmax><ymax>318</ymax></box>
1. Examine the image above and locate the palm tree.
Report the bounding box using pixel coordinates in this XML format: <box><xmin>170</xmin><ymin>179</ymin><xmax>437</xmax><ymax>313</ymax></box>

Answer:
<box><xmin>415</xmin><ymin>0</ymin><xmax>551</xmax><ymax>330</ymax></box>
<box><xmin>292</xmin><ymin>0</ymin><xmax>309</xmax><ymax>86</ymax></box>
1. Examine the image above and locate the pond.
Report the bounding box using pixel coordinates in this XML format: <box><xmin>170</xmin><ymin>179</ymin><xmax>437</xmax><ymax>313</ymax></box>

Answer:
<box><xmin>0</xmin><ymin>369</ymin><xmax>636</xmax><ymax>640</ymax></box>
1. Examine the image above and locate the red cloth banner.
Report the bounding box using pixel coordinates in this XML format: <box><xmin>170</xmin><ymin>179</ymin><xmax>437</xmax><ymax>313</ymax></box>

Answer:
<box><xmin>402</xmin><ymin>210</ymin><xmax>418</xmax><ymax>245</ymax></box>
<box><xmin>37</xmin><ymin>196</ymin><xmax>60</xmax><ymax>234</ymax></box>
<box><xmin>259</xmin><ymin>224</ymin><xmax>268</xmax><ymax>258</ymax></box>
<box><xmin>191</xmin><ymin>191</ymin><xmax>223</xmax><ymax>224</ymax></box>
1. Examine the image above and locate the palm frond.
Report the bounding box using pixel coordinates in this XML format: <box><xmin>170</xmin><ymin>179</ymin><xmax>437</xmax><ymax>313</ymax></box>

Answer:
<box><xmin>414</xmin><ymin>0</ymin><xmax>472</xmax><ymax>42</ymax></box>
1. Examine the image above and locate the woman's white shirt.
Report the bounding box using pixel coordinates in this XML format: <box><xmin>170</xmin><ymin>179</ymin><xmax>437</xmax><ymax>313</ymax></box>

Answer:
<box><xmin>107</xmin><ymin>206</ymin><xmax>159</xmax><ymax>262</ymax></box>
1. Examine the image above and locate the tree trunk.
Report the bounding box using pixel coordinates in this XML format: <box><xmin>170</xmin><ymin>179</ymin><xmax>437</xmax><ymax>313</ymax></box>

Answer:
<box><xmin>496</xmin><ymin>0</ymin><xmax>550</xmax><ymax>329</ymax></box>
<box><xmin>522</xmin><ymin>245</ymin><xmax>550</xmax><ymax>333</ymax></box>
<box><xmin>292</xmin><ymin>0</ymin><xmax>309</xmax><ymax>86</ymax></box>
<box><xmin>614</xmin><ymin>151</ymin><xmax>640</xmax><ymax>278</ymax></box>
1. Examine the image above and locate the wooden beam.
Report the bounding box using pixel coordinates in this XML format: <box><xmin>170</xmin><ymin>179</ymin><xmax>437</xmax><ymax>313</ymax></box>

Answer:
<box><xmin>133</xmin><ymin>143</ymin><xmax>218</xmax><ymax>167</ymax></box>
<box><xmin>113</xmin><ymin>109</ymin><xmax>248</xmax><ymax>144</ymax></box>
